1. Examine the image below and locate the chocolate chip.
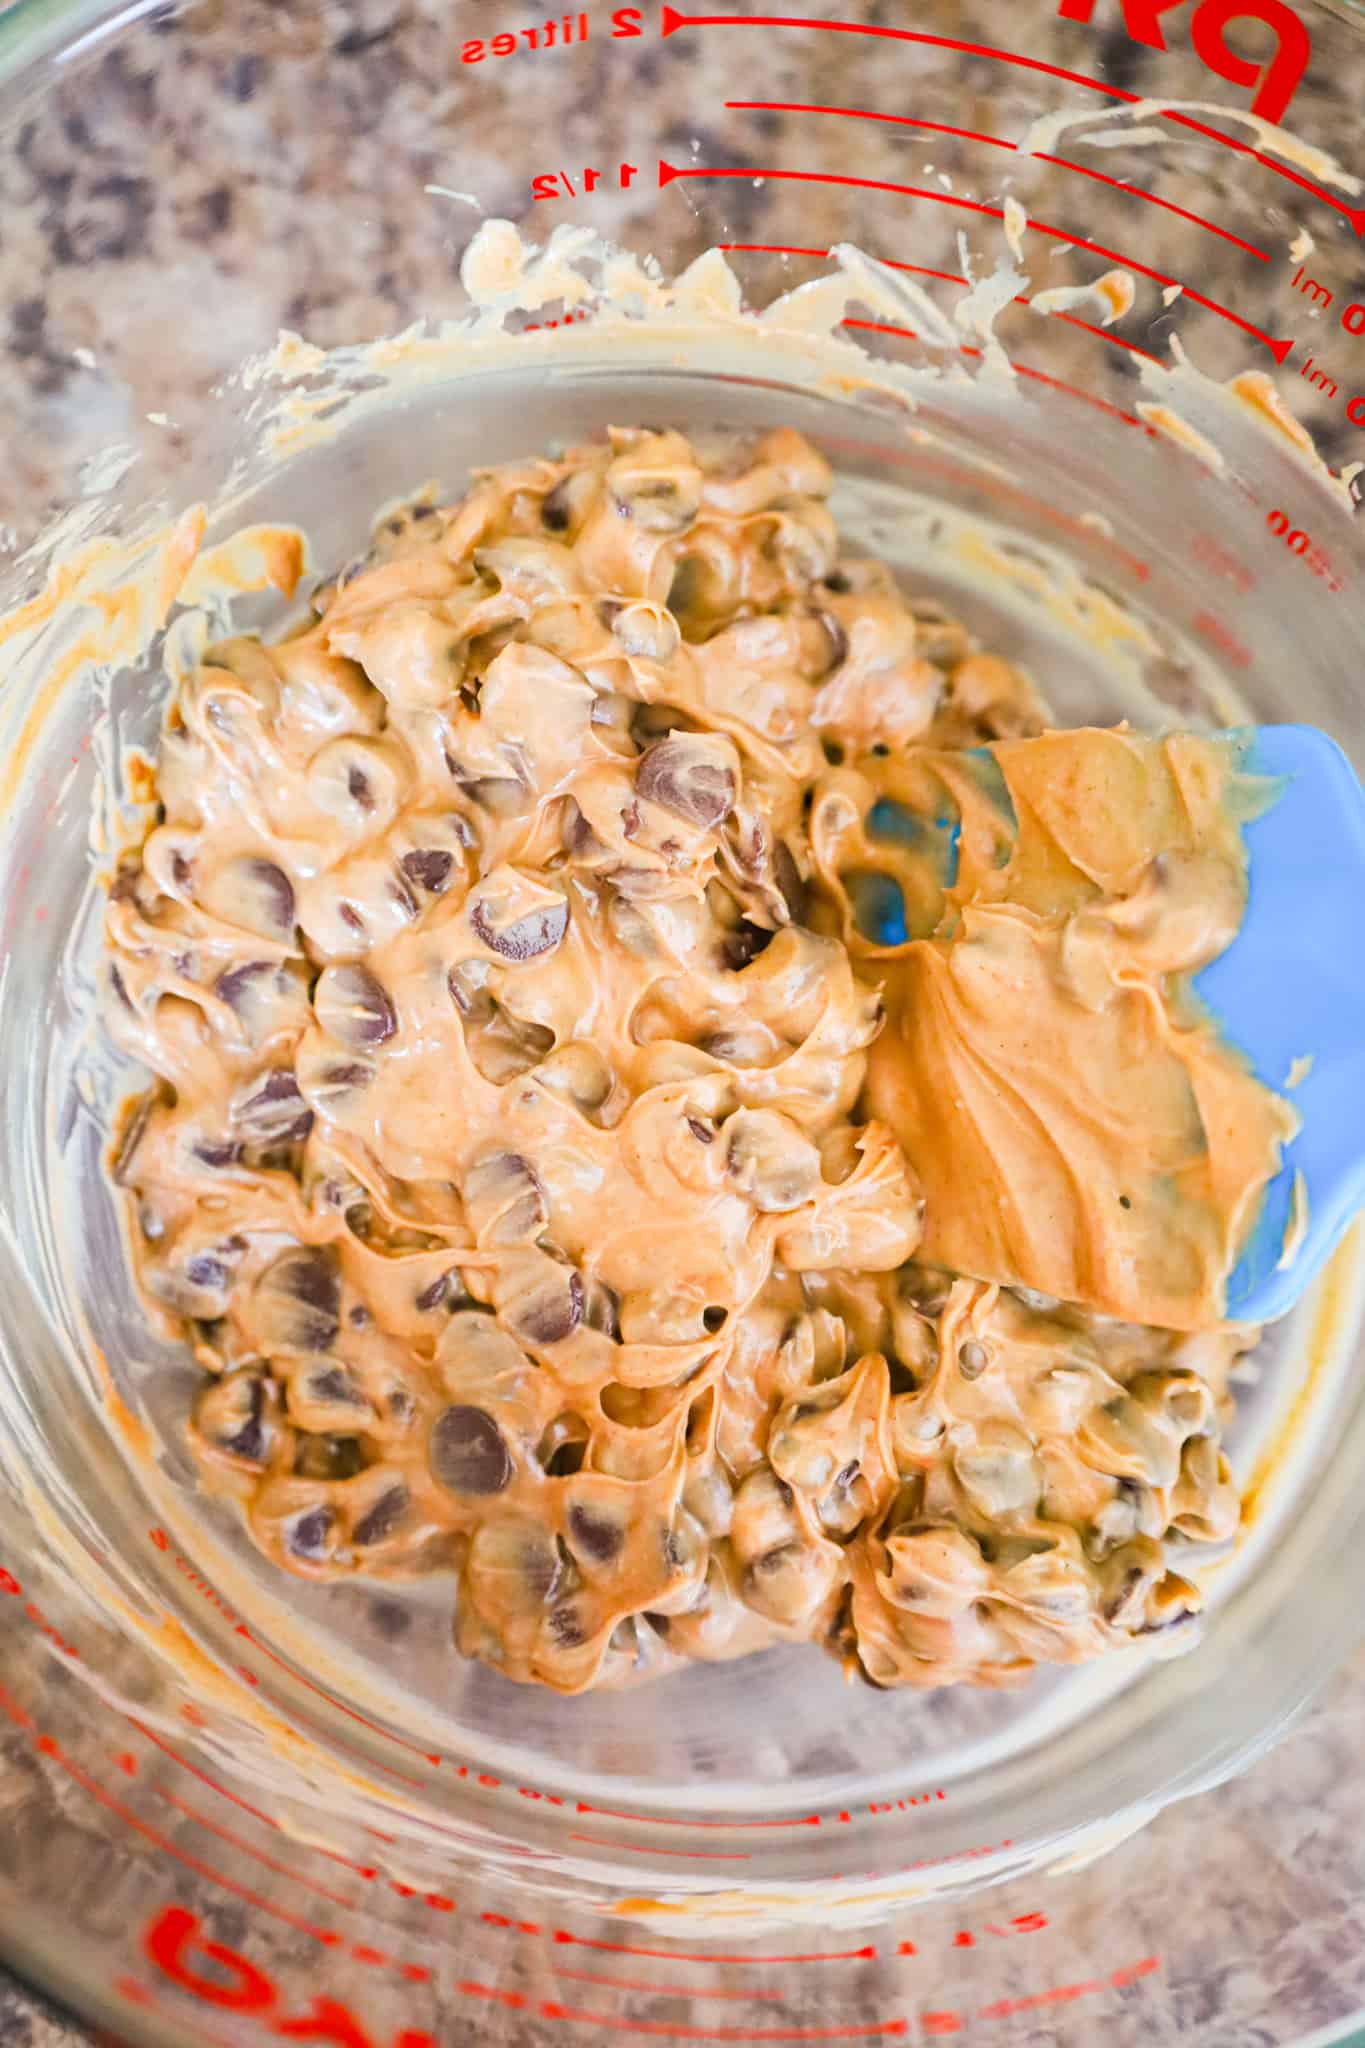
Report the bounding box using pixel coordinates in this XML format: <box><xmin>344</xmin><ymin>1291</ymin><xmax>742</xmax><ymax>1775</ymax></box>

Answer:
<box><xmin>817</xmin><ymin>610</ymin><xmax>848</xmax><ymax>671</ymax></box>
<box><xmin>548</xmin><ymin>1603</ymin><xmax>587</xmax><ymax>1648</ymax></box>
<box><xmin>1102</xmin><ymin>1563</ymin><xmax>1147</xmax><ymax>1623</ymax></box>
<box><xmin>214</xmin><ymin>960</ymin><xmax>271</xmax><ymax>1010</ymax></box>
<box><xmin>540</xmin><ymin>1425</ymin><xmax>589</xmax><ymax>1474</ymax></box>
<box><xmin>287</xmin><ymin>1506</ymin><xmax>335</xmax><ymax>1560</ymax></box>
<box><xmin>722</xmin><ymin>919</ymin><xmax>772</xmax><ymax>970</ymax></box>
<box><xmin>416</xmin><ymin>1270</ymin><xmax>459</xmax><ymax>1313</ymax></box>
<box><xmin>517</xmin><ymin>1267</ymin><xmax>584</xmax><ymax>1346</ymax></box>
<box><xmin>194</xmin><ymin>1372</ymin><xmax>270</xmax><ymax>1466</ymax></box>
<box><xmin>773</xmin><ymin>841</ymin><xmax>807</xmax><ymax>923</ymax></box>
<box><xmin>227</xmin><ymin>1411</ymin><xmax>267</xmax><ymax>1466</ymax></box>
<box><xmin>305</xmin><ymin>1367</ymin><xmax>362</xmax><ymax>1406</ymax></box>
<box><xmin>430</xmin><ymin>1405</ymin><xmax>514</xmax><ymax>1496</ymax></box>
<box><xmin>234</xmin><ymin>1069</ymin><xmax>314</xmax><ymax>1144</ymax></box>
<box><xmin>184</xmin><ymin>1252</ymin><xmax>230</xmax><ymax>1292</ymax></box>
<box><xmin>469</xmin><ymin>894</ymin><xmax>569</xmax><ymax>962</ymax></box>
<box><xmin>348</xmin><ymin>1303</ymin><xmax>371</xmax><ymax>1328</ymax></box>
<box><xmin>321</xmin><ymin>1061</ymin><xmax>373</xmax><ymax>1090</ymax></box>
<box><xmin>958</xmin><ymin>1341</ymin><xmax>990</xmax><ymax>1381</ymax></box>
<box><xmin>239</xmin><ymin>858</ymin><xmax>295</xmax><ymax>938</ymax></box>
<box><xmin>112</xmin><ymin>1093</ymin><xmax>155</xmax><ymax>1184</ymax></box>
<box><xmin>315</xmin><ymin>963</ymin><xmax>397</xmax><ymax>1047</ymax></box>
<box><xmin>346</xmin><ymin>764</ymin><xmax>373</xmax><ymax>810</ymax></box>
<box><xmin>370</xmin><ymin>1599</ymin><xmax>411</xmax><ymax>1640</ymax></box>
<box><xmin>687</xmin><ymin>1116</ymin><xmax>715</xmax><ymax>1145</ymax></box>
<box><xmin>566</xmin><ymin>1502</ymin><xmax>624</xmax><ymax>1564</ymax></box>
<box><xmin>400</xmin><ymin>848</ymin><xmax>454</xmax><ymax>894</ymax></box>
<box><xmin>255</xmin><ymin>1246</ymin><xmax>340</xmax><ymax>1351</ymax></box>
<box><xmin>389</xmin><ymin>877</ymin><xmax>419</xmax><ymax>922</ymax></box>
<box><xmin>583</xmin><ymin>1281</ymin><xmax>621</xmax><ymax>1341</ymax></box>
<box><xmin>521</xmin><ymin>1531</ymin><xmax>566</xmax><ymax>1604</ymax></box>
<box><xmin>541</xmin><ymin>478</ymin><xmax>572</xmax><ymax>532</ymax></box>
<box><xmin>463</xmin><ymin>775</ymin><xmax>529</xmax><ymax>817</ymax></box>
<box><xmin>294</xmin><ymin>1434</ymin><xmax>364</xmax><ymax>1481</ymax></box>
<box><xmin>636</xmin><ymin>735</ymin><xmax>735</xmax><ymax>829</ymax></box>
<box><xmin>463</xmin><ymin>1150</ymin><xmax>548</xmax><ymax>1245</ymax></box>
<box><xmin>193</xmin><ymin>1138</ymin><xmax>242</xmax><ymax>1169</ymax></box>
<box><xmin>354</xmin><ymin>1486</ymin><xmax>409</xmax><ymax>1546</ymax></box>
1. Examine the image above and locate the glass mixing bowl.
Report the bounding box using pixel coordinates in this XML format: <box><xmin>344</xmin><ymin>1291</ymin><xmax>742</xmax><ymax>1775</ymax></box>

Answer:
<box><xmin>3</xmin><ymin>2</ymin><xmax>1365</xmax><ymax>2043</ymax></box>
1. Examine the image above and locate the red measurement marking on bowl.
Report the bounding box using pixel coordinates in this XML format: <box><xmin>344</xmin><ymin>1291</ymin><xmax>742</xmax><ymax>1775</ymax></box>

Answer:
<box><xmin>1192</xmin><ymin>531</ymin><xmax>1255</xmax><ymax>592</ymax></box>
<box><xmin>1194</xmin><ymin>609</ymin><xmax>1252</xmax><ymax>668</ymax></box>
<box><xmin>1266</xmin><ymin>507</ymin><xmax>1343</xmax><ymax>590</ymax></box>
<box><xmin>721</xmin><ymin>100</ymin><xmax>1266</xmax><ymax>258</ymax></box>
<box><xmin>131</xmin><ymin>1719</ymin><xmax>389</xmax><ymax>1884</ymax></box>
<box><xmin>0</xmin><ymin>1680</ymin><xmax>347</xmax><ymax>1948</ymax></box>
<box><xmin>156</xmin><ymin>1789</ymin><xmax>357</xmax><ymax>1912</ymax></box>
<box><xmin>839</xmin><ymin>317</ymin><xmax>1145</xmax><ymax>426</ymax></box>
<box><xmin>660</xmin><ymin>5</ymin><xmax>1147</xmax><ymax>98</ymax></box>
<box><xmin>461</xmin><ymin>7</ymin><xmax>645</xmax><ymax>63</ymax></box>
<box><xmin>149</xmin><ymin>1525</ymin><xmax>448</xmax><ymax>1770</ymax></box>
<box><xmin>143</xmin><ymin>1529</ymin><xmax>961</xmax><ymax>1834</ymax></box>
<box><xmin>135</xmin><ymin>1907</ymin><xmax>915</xmax><ymax>2043</ymax></box>
<box><xmin>570</xmin><ymin>1832</ymin><xmax>754</xmax><ymax>1858</ymax></box>
<box><xmin>976</xmin><ymin>1951</ymin><xmax>1161</xmax><ymax>2019</ymax></box>
<box><xmin>557</xmin><ymin>1969</ymin><xmax>786</xmax><ymax>2000</ymax></box>
<box><xmin>1033</xmin><ymin>151</ymin><xmax>1268</xmax><ymax>260</ymax></box>
<box><xmin>141</xmin><ymin>1909</ymin><xmax>436</xmax><ymax>2048</ymax></box>
<box><xmin>533</xmin><ymin>163</ymin><xmax>641</xmax><ymax>199</ymax></box>
<box><xmin>1285</xmin><ymin>273</ymin><xmax>1365</xmax><ymax>441</ymax></box>
<box><xmin>1057</xmin><ymin>0</ymin><xmax>1309</xmax><ymax>123</ymax></box>
<box><xmin>462</xmin><ymin>12</ymin><xmax>589</xmax><ymax>63</ymax></box>
<box><xmin>553</xmin><ymin>1931</ymin><xmax>879</xmax><ymax>1964</ymax></box>
<box><xmin>660</xmin><ymin>4</ymin><xmax>1365</xmax><ymax>231</ymax></box>
<box><xmin>539</xmin><ymin>2011</ymin><xmax>911</xmax><ymax>2039</ymax></box>
<box><xmin>4</xmin><ymin>1585</ymin><xmax>432</xmax><ymax>1934</ymax></box>
<box><xmin>1157</xmin><ymin>112</ymin><xmax>1365</xmax><ymax>236</ymax></box>
<box><xmin>658</xmin><ymin>158</ymin><xmax>1294</xmax><ymax>362</ymax></box>
<box><xmin>575</xmin><ymin>1801</ymin><xmax>819</xmax><ymax>1826</ymax></box>
<box><xmin>0</xmin><ymin>1559</ymin><xmax>81</xmax><ymax>1655</ymax></box>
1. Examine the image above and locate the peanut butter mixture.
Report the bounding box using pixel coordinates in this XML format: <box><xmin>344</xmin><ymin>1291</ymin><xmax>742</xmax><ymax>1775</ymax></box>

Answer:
<box><xmin>104</xmin><ymin>427</ymin><xmax>1287</xmax><ymax>1694</ymax></box>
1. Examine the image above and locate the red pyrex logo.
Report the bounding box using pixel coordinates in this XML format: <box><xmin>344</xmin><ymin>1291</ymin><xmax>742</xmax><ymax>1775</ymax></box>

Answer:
<box><xmin>144</xmin><ymin>1909</ymin><xmax>434</xmax><ymax>2048</ymax></box>
<box><xmin>1057</xmin><ymin>0</ymin><xmax>1311</xmax><ymax>123</ymax></box>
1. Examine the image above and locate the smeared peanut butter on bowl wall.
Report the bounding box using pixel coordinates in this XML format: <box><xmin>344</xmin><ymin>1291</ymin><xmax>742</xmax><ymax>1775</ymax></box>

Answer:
<box><xmin>104</xmin><ymin>425</ymin><xmax>1288</xmax><ymax>1698</ymax></box>
<box><xmin>861</xmin><ymin>729</ymin><xmax>1297</xmax><ymax>1331</ymax></box>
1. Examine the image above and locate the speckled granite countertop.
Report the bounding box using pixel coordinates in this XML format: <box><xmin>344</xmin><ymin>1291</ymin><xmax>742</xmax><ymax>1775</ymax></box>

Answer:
<box><xmin>0</xmin><ymin>1973</ymin><xmax>84</xmax><ymax>2048</ymax></box>
<box><xmin>3</xmin><ymin>1</ymin><xmax>1365</xmax><ymax>2042</ymax></box>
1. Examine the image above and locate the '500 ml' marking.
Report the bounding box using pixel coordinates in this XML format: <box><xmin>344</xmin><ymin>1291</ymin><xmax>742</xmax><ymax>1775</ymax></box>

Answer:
<box><xmin>1057</xmin><ymin>0</ymin><xmax>1310</xmax><ymax>123</ymax></box>
<box><xmin>1266</xmin><ymin>507</ymin><xmax>1342</xmax><ymax>591</ymax></box>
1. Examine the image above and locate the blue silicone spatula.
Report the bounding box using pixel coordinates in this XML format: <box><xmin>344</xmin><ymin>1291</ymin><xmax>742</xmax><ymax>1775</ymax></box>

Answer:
<box><xmin>862</xmin><ymin>723</ymin><xmax>1365</xmax><ymax>1324</ymax></box>
<box><xmin>1196</xmin><ymin>723</ymin><xmax>1365</xmax><ymax>1322</ymax></box>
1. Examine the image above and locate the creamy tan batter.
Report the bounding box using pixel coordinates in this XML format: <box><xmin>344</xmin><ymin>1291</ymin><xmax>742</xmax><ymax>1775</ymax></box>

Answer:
<box><xmin>104</xmin><ymin>426</ymin><xmax>1286</xmax><ymax>1694</ymax></box>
